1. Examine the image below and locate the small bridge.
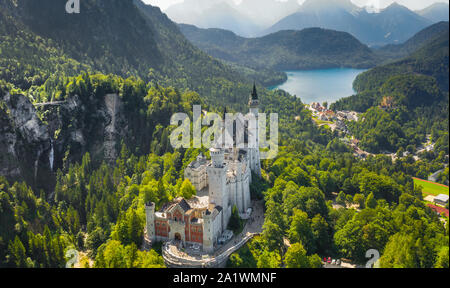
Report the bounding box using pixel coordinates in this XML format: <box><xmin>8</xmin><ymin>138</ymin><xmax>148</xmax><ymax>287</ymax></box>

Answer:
<box><xmin>34</xmin><ymin>101</ymin><xmax>67</xmax><ymax>107</ymax></box>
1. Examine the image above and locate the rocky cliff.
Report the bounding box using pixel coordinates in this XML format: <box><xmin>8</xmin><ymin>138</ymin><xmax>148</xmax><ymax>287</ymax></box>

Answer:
<box><xmin>0</xmin><ymin>92</ymin><xmax>52</xmax><ymax>190</ymax></box>
<box><xmin>1</xmin><ymin>89</ymin><xmax>127</xmax><ymax>192</ymax></box>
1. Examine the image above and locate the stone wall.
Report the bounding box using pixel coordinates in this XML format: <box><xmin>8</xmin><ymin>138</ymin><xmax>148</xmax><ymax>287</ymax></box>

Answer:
<box><xmin>163</xmin><ymin>234</ymin><xmax>256</xmax><ymax>268</ymax></box>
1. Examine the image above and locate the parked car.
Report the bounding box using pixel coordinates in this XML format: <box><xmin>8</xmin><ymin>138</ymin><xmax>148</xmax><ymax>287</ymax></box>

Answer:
<box><xmin>327</xmin><ymin>257</ymin><xmax>332</xmax><ymax>264</ymax></box>
<box><xmin>336</xmin><ymin>259</ymin><xmax>341</xmax><ymax>266</ymax></box>
<box><xmin>331</xmin><ymin>259</ymin><xmax>336</xmax><ymax>265</ymax></box>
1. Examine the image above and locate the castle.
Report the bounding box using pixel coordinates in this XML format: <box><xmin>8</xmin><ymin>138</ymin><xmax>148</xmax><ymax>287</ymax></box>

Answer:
<box><xmin>145</xmin><ymin>86</ymin><xmax>262</xmax><ymax>253</ymax></box>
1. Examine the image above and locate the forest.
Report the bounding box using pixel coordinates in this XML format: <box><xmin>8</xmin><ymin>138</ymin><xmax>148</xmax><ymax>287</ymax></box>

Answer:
<box><xmin>331</xmin><ymin>28</ymin><xmax>449</xmax><ymax>156</ymax></box>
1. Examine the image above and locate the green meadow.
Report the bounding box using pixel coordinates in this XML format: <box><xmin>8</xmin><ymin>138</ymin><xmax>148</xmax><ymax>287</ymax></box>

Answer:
<box><xmin>414</xmin><ymin>178</ymin><xmax>449</xmax><ymax>196</ymax></box>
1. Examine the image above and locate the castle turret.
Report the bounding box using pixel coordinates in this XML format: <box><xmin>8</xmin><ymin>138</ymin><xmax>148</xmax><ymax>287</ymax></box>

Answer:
<box><xmin>248</xmin><ymin>83</ymin><xmax>262</xmax><ymax>178</ymax></box>
<box><xmin>207</xmin><ymin>147</ymin><xmax>229</xmax><ymax>229</ymax></box>
<box><xmin>202</xmin><ymin>209</ymin><xmax>214</xmax><ymax>254</ymax></box>
<box><xmin>145</xmin><ymin>202</ymin><xmax>156</xmax><ymax>242</ymax></box>
<box><xmin>210</xmin><ymin>147</ymin><xmax>225</xmax><ymax>169</ymax></box>
<box><xmin>249</xmin><ymin>83</ymin><xmax>259</xmax><ymax>116</ymax></box>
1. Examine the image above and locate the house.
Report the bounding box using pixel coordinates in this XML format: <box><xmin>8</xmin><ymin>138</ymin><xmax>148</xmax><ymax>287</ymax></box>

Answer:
<box><xmin>434</xmin><ymin>194</ymin><xmax>449</xmax><ymax>206</ymax></box>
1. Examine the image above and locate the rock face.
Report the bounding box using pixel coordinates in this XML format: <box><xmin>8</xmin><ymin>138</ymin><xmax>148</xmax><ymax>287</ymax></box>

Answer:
<box><xmin>103</xmin><ymin>93</ymin><xmax>127</xmax><ymax>162</ymax></box>
<box><xmin>0</xmin><ymin>92</ymin><xmax>52</xmax><ymax>190</ymax></box>
<box><xmin>1</xmin><ymin>90</ymin><xmax>128</xmax><ymax>192</ymax></box>
<box><xmin>42</xmin><ymin>93</ymin><xmax>127</xmax><ymax>169</ymax></box>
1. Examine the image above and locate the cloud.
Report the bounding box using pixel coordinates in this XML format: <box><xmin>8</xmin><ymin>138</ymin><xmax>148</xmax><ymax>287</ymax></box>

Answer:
<box><xmin>144</xmin><ymin>0</ymin><xmax>449</xmax><ymax>11</ymax></box>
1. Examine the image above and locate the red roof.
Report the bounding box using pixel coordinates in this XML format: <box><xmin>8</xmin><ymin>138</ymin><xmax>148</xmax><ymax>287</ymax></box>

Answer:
<box><xmin>427</xmin><ymin>204</ymin><xmax>449</xmax><ymax>218</ymax></box>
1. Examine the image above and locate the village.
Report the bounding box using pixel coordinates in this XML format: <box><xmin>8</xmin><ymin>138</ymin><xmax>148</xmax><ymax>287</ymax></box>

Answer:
<box><xmin>307</xmin><ymin>102</ymin><xmax>441</xmax><ymax>162</ymax></box>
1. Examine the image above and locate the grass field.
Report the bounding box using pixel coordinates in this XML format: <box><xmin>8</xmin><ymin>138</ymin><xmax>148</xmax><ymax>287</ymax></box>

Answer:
<box><xmin>312</xmin><ymin>117</ymin><xmax>333</xmax><ymax>126</ymax></box>
<box><xmin>413</xmin><ymin>177</ymin><xmax>449</xmax><ymax>196</ymax></box>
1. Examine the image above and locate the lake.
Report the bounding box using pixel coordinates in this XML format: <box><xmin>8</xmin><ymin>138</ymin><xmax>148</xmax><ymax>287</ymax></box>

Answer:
<box><xmin>270</xmin><ymin>68</ymin><xmax>367</xmax><ymax>104</ymax></box>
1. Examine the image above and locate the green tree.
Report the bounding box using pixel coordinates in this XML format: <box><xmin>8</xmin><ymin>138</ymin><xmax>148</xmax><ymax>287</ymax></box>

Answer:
<box><xmin>311</xmin><ymin>214</ymin><xmax>330</xmax><ymax>253</ymax></box>
<box><xmin>262</xmin><ymin>221</ymin><xmax>284</xmax><ymax>252</ymax></box>
<box><xmin>288</xmin><ymin>209</ymin><xmax>315</xmax><ymax>253</ymax></box>
<box><xmin>336</xmin><ymin>191</ymin><xmax>346</xmax><ymax>207</ymax></box>
<box><xmin>180</xmin><ymin>179</ymin><xmax>196</xmax><ymax>199</ymax></box>
<box><xmin>8</xmin><ymin>236</ymin><xmax>27</xmax><ymax>268</ymax></box>
<box><xmin>353</xmin><ymin>194</ymin><xmax>365</xmax><ymax>209</ymax></box>
<box><xmin>435</xmin><ymin>246</ymin><xmax>449</xmax><ymax>268</ymax></box>
<box><xmin>257</xmin><ymin>249</ymin><xmax>281</xmax><ymax>268</ymax></box>
<box><xmin>228</xmin><ymin>205</ymin><xmax>242</xmax><ymax>234</ymax></box>
<box><xmin>285</xmin><ymin>242</ymin><xmax>310</xmax><ymax>268</ymax></box>
<box><xmin>365</xmin><ymin>193</ymin><xmax>377</xmax><ymax>209</ymax></box>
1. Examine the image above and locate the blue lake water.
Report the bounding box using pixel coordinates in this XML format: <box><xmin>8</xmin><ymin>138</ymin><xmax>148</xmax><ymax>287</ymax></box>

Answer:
<box><xmin>270</xmin><ymin>68</ymin><xmax>367</xmax><ymax>104</ymax></box>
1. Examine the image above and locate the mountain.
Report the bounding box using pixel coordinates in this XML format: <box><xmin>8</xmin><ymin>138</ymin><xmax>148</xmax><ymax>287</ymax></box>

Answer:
<box><xmin>0</xmin><ymin>0</ymin><xmax>262</xmax><ymax>186</ymax></box>
<box><xmin>234</xmin><ymin>0</ymin><xmax>301</xmax><ymax>28</ymax></box>
<box><xmin>354</xmin><ymin>28</ymin><xmax>449</xmax><ymax>94</ymax></box>
<box><xmin>331</xmin><ymin>29</ymin><xmax>449</xmax><ymax>155</ymax></box>
<box><xmin>417</xmin><ymin>3</ymin><xmax>450</xmax><ymax>22</ymax></box>
<box><xmin>1</xmin><ymin>0</ymin><xmax>310</xmax><ymax>187</ymax></box>
<box><xmin>179</xmin><ymin>24</ymin><xmax>378</xmax><ymax>70</ymax></box>
<box><xmin>0</xmin><ymin>0</ymin><xmax>257</xmax><ymax>107</ymax></box>
<box><xmin>266</xmin><ymin>0</ymin><xmax>432</xmax><ymax>46</ymax></box>
<box><xmin>164</xmin><ymin>0</ymin><xmax>261</xmax><ymax>37</ymax></box>
<box><xmin>332</xmin><ymin>28</ymin><xmax>449</xmax><ymax>113</ymax></box>
<box><xmin>375</xmin><ymin>21</ymin><xmax>449</xmax><ymax>60</ymax></box>
<box><xmin>265</xmin><ymin>0</ymin><xmax>364</xmax><ymax>38</ymax></box>
<box><xmin>164</xmin><ymin>0</ymin><xmax>301</xmax><ymax>36</ymax></box>
<box><xmin>363</xmin><ymin>3</ymin><xmax>435</xmax><ymax>46</ymax></box>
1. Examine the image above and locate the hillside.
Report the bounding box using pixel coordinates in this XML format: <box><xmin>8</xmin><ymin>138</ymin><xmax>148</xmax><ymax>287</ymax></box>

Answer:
<box><xmin>375</xmin><ymin>21</ymin><xmax>450</xmax><ymax>61</ymax></box>
<box><xmin>353</xmin><ymin>30</ymin><xmax>450</xmax><ymax>95</ymax></box>
<box><xmin>0</xmin><ymin>0</ymin><xmax>262</xmax><ymax>109</ymax></box>
<box><xmin>331</xmin><ymin>30</ymin><xmax>449</xmax><ymax>154</ymax></box>
<box><xmin>333</xmin><ymin>29</ymin><xmax>449</xmax><ymax>112</ymax></box>
<box><xmin>266</xmin><ymin>1</ymin><xmax>432</xmax><ymax>46</ymax></box>
<box><xmin>417</xmin><ymin>3</ymin><xmax>450</xmax><ymax>23</ymax></box>
<box><xmin>179</xmin><ymin>24</ymin><xmax>378</xmax><ymax>71</ymax></box>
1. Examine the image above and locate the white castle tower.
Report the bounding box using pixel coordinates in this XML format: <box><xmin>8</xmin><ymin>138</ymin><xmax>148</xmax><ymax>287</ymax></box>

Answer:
<box><xmin>249</xmin><ymin>83</ymin><xmax>262</xmax><ymax>178</ymax></box>
<box><xmin>207</xmin><ymin>147</ymin><xmax>230</xmax><ymax>230</ymax></box>
<box><xmin>203</xmin><ymin>210</ymin><xmax>214</xmax><ymax>253</ymax></box>
<box><xmin>145</xmin><ymin>202</ymin><xmax>156</xmax><ymax>242</ymax></box>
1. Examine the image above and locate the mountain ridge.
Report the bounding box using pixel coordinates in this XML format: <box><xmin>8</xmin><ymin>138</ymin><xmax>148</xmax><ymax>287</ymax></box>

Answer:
<box><xmin>266</xmin><ymin>1</ymin><xmax>432</xmax><ymax>46</ymax></box>
<box><xmin>179</xmin><ymin>24</ymin><xmax>378</xmax><ymax>71</ymax></box>
<box><xmin>417</xmin><ymin>3</ymin><xmax>450</xmax><ymax>23</ymax></box>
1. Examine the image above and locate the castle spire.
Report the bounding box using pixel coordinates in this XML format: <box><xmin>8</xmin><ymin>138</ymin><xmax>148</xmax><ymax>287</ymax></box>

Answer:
<box><xmin>249</xmin><ymin>82</ymin><xmax>259</xmax><ymax>109</ymax></box>
<box><xmin>251</xmin><ymin>82</ymin><xmax>258</xmax><ymax>101</ymax></box>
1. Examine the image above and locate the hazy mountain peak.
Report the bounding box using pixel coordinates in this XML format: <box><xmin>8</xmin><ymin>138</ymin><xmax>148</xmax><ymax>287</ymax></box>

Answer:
<box><xmin>383</xmin><ymin>2</ymin><xmax>410</xmax><ymax>12</ymax></box>
<box><xmin>301</xmin><ymin>0</ymin><xmax>357</xmax><ymax>12</ymax></box>
<box><xmin>417</xmin><ymin>2</ymin><xmax>450</xmax><ymax>22</ymax></box>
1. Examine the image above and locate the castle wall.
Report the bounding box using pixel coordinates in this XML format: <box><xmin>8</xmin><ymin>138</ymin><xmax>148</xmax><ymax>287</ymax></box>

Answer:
<box><xmin>185</xmin><ymin>165</ymin><xmax>208</xmax><ymax>192</ymax></box>
<box><xmin>145</xmin><ymin>203</ymin><xmax>156</xmax><ymax>242</ymax></box>
<box><xmin>212</xmin><ymin>211</ymin><xmax>223</xmax><ymax>244</ymax></box>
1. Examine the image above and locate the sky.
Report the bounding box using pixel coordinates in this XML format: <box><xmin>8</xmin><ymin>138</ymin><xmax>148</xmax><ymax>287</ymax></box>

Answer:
<box><xmin>143</xmin><ymin>0</ymin><xmax>449</xmax><ymax>11</ymax></box>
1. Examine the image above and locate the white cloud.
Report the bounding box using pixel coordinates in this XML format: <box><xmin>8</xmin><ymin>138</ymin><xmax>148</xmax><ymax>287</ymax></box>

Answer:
<box><xmin>351</xmin><ymin>0</ymin><xmax>449</xmax><ymax>10</ymax></box>
<box><xmin>142</xmin><ymin>0</ymin><xmax>184</xmax><ymax>10</ymax></box>
<box><xmin>143</xmin><ymin>0</ymin><xmax>449</xmax><ymax>11</ymax></box>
